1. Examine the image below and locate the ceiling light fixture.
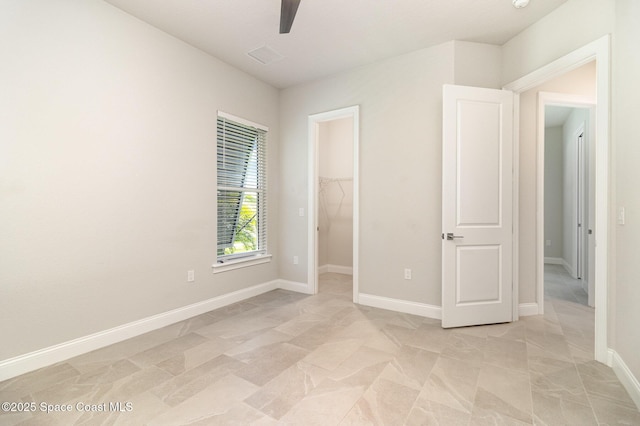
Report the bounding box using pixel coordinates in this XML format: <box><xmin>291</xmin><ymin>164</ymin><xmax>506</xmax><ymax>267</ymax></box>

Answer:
<box><xmin>512</xmin><ymin>0</ymin><xmax>530</xmax><ymax>8</ymax></box>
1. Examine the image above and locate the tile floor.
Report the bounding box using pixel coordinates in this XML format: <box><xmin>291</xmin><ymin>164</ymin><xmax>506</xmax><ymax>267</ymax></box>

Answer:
<box><xmin>544</xmin><ymin>263</ymin><xmax>589</xmax><ymax>307</ymax></box>
<box><xmin>1</xmin><ymin>272</ymin><xmax>639</xmax><ymax>425</ymax></box>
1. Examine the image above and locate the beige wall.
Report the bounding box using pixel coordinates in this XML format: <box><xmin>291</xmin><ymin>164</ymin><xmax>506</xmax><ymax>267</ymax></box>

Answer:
<box><xmin>0</xmin><ymin>0</ymin><xmax>279</xmax><ymax>360</ymax></box>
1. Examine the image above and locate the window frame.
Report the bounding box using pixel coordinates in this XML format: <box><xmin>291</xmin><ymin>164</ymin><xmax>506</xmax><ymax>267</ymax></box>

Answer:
<box><xmin>213</xmin><ymin>111</ymin><xmax>269</xmax><ymax>272</ymax></box>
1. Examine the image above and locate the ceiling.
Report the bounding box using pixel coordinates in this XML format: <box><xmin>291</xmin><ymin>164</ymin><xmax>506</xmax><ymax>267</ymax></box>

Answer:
<box><xmin>545</xmin><ymin>105</ymin><xmax>588</xmax><ymax>128</ymax></box>
<box><xmin>105</xmin><ymin>0</ymin><xmax>568</xmax><ymax>89</ymax></box>
<box><xmin>545</xmin><ymin>106</ymin><xmax>573</xmax><ymax>127</ymax></box>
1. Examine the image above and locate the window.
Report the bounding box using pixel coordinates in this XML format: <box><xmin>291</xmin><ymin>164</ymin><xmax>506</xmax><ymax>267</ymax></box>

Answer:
<box><xmin>216</xmin><ymin>112</ymin><xmax>267</xmax><ymax>264</ymax></box>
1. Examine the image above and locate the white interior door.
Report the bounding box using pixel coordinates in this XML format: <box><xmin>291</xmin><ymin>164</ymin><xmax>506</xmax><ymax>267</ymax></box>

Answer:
<box><xmin>442</xmin><ymin>84</ymin><xmax>514</xmax><ymax>328</ymax></box>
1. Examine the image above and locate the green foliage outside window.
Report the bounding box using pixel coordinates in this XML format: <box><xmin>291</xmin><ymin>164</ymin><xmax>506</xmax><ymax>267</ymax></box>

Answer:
<box><xmin>224</xmin><ymin>194</ymin><xmax>258</xmax><ymax>255</ymax></box>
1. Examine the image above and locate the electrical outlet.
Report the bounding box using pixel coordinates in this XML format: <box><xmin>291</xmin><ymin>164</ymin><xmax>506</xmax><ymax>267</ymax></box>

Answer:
<box><xmin>187</xmin><ymin>270</ymin><xmax>195</xmax><ymax>282</ymax></box>
<box><xmin>404</xmin><ymin>268</ymin><xmax>412</xmax><ymax>280</ymax></box>
<box><xmin>298</xmin><ymin>207</ymin><xmax>305</xmax><ymax>217</ymax></box>
<box><xmin>293</xmin><ymin>256</ymin><xmax>299</xmax><ymax>265</ymax></box>
<box><xmin>546</xmin><ymin>240</ymin><xmax>551</xmax><ymax>247</ymax></box>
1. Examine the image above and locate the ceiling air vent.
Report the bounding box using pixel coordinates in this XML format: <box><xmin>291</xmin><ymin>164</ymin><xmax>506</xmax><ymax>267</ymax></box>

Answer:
<box><xmin>247</xmin><ymin>45</ymin><xmax>284</xmax><ymax>65</ymax></box>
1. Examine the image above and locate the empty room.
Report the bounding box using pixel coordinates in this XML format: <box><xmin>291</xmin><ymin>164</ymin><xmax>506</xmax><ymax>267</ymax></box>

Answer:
<box><xmin>1</xmin><ymin>0</ymin><xmax>640</xmax><ymax>424</ymax></box>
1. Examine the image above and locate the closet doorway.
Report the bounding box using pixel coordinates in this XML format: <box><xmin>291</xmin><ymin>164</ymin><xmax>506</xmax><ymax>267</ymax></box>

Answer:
<box><xmin>308</xmin><ymin>106</ymin><xmax>359</xmax><ymax>302</ymax></box>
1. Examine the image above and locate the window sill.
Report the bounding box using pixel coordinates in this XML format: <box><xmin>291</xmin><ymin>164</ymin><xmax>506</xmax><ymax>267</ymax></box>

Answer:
<box><xmin>212</xmin><ymin>254</ymin><xmax>272</xmax><ymax>274</ymax></box>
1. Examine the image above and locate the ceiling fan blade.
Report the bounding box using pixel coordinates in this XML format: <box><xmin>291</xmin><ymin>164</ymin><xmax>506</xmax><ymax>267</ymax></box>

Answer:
<box><xmin>280</xmin><ymin>0</ymin><xmax>301</xmax><ymax>34</ymax></box>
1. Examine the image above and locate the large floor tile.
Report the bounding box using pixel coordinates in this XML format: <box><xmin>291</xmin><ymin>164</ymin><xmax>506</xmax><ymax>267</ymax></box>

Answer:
<box><xmin>146</xmin><ymin>374</ymin><xmax>259</xmax><ymax>425</ymax></box>
<box><xmin>419</xmin><ymin>355</ymin><xmax>481</xmax><ymax>414</ymax></box>
<box><xmin>278</xmin><ymin>378</ymin><xmax>366</xmax><ymax>425</ymax></box>
<box><xmin>531</xmin><ymin>390</ymin><xmax>597</xmax><ymax>426</ymax></box>
<box><xmin>244</xmin><ymin>360</ymin><xmax>330</xmax><ymax>419</ymax></box>
<box><xmin>474</xmin><ymin>364</ymin><xmax>533</xmax><ymax>424</ymax></box>
<box><xmin>233</xmin><ymin>342</ymin><xmax>309</xmax><ymax>386</ymax></box>
<box><xmin>340</xmin><ymin>377</ymin><xmax>419</xmax><ymax>425</ymax></box>
<box><xmin>406</xmin><ymin>397</ymin><xmax>471</xmax><ymax>426</ymax></box>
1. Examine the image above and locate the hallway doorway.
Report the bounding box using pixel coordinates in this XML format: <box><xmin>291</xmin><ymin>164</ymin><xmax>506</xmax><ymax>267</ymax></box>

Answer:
<box><xmin>543</xmin><ymin>103</ymin><xmax>595</xmax><ymax>308</ymax></box>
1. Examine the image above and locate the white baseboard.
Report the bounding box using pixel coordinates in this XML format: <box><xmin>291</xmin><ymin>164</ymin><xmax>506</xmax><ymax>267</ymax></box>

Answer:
<box><xmin>318</xmin><ymin>264</ymin><xmax>353</xmax><ymax>275</ymax></box>
<box><xmin>0</xmin><ymin>280</ymin><xmax>554</xmax><ymax>383</ymax></box>
<box><xmin>544</xmin><ymin>257</ymin><xmax>578</xmax><ymax>279</ymax></box>
<box><xmin>0</xmin><ymin>279</ymin><xmax>287</xmax><ymax>382</ymax></box>
<box><xmin>277</xmin><ymin>279</ymin><xmax>312</xmax><ymax>294</ymax></box>
<box><xmin>358</xmin><ymin>295</ymin><xmax>539</xmax><ymax>322</ymax></box>
<box><xmin>609</xmin><ymin>349</ymin><xmax>640</xmax><ymax>410</ymax></box>
<box><xmin>358</xmin><ymin>293</ymin><xmax>441</xmax><ymax>320</ymax></box>
<box><xmin>562</xmin><ymin>260</ymin><xmax>578</xmax><ymax>279</ymax></box>
<box><xmin>518</xmin><ymin>302</ymin><xmax>540</xmax><ymax>317</ymax></box>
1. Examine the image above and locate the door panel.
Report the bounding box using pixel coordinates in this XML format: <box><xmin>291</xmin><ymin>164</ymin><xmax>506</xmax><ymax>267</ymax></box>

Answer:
<box><xmin>458</xmin><ymin>101</ymin><xmax>502</xmax><ymax>226</ymax></box>
<box><xmin>456</xmin><ymin>245</ymin><xmax>502</xmax><ymax>304</ymax></box>
<box><xmin>442</xmin><ymin>85</ymin><xmax>514</xmax><ymax>328</ymax></box>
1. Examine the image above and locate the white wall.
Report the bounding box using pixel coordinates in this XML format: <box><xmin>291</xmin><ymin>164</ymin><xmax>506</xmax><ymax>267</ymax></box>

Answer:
<box><xmin>0</xmin><ymin>0</ymin><xmax>279</xmax><ymax>361</ymax></box>
<box><xmin>613</xmin><ymin>0</ymin><xmax>640</xmax><ymax>387</ymax></box>
<box><xmin>318</xmin><ymin>118</ymin><xmax>353</xmax><ymax>270</ymax></box>
<box><xmin>454</xmin><ymin>41</ymin><xmax>502</xmax><ymax>89</ymax></box>
<box><xmin>544</xmin><ymin>126</ymin><xmax>563</xmax><ymax>260</ymax></box>
<box><xmin>501</xmin><ymin>0</ymin><xmax>615</xmax><ymax>85</ymax></box>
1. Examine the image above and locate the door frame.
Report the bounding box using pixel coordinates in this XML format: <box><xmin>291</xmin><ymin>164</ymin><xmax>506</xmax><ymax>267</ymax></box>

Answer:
<box><xmin>307</xmin><ymin>105</ymin><xmax>360</xmax><ymax>301</ymax></box>
<box><xmin>576</xmin><ymin>126</ymin><xmax>585</xmax><ymax>281</ymax></box>
<box><xmin>537</xmin><ymin>94</ymin><xmax>596</xmax><ymax>312</ymax></box>
<box><xmin>504</xmin><ymin>35</ymin><xmax>610</xmax><ymax>363</ymax></box>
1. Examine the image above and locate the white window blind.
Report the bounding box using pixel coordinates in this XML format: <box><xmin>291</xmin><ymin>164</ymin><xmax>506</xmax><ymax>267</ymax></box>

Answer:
<box><xmin>217</xmin><ymin>113</ymin><xmax>267</xmax><ymax>262</ymax></box>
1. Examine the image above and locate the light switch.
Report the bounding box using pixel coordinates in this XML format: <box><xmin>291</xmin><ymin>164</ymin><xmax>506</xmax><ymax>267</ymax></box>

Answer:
<box><xmin>618</xmin><ymin>207</ymin><xmax>625</xmax><ymax>225</ymax></box>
